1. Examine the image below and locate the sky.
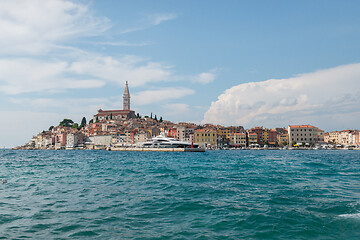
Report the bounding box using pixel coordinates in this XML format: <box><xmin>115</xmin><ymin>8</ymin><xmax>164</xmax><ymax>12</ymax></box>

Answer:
<box><xmin>1</xmin><ymin>0</ymin><xmax>360</xmax><ymax>147</ymax></box>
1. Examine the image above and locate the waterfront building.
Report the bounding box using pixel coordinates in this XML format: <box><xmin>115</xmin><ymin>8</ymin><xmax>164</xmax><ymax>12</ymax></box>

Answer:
<box><xmin>316</xmin><ymin>128</ymin><xmax>325</xmax><ymax>143</ymax></box>
<box><xmin>268</xmin><ymin>129</ymin><xmax>278</xmax><ymax>144</ymax></box>
<box><xmin>354</xmin><ymin>132</ymin><xmax>360</xmax><ymax>146</ymax></box>
<box><xmin>277</xmin><ymin>133</ymin><xmax>288</xmax><ymax>146</ymax></box>
<box><xmin>134</xmin><ymin>131</ymin><xmax>151</xmax><ymax>144</ymax></box>
<box><xmin>194</xmin><ymin>129</ymin><xmax>217</xmax><ymax>147</ymax></box>
<box><xmin>263</xmin><ymin>129</ymin><xmax>269</xmax><ymax>143</ymax></box>
<box><xmin>88</xmin><ymin>135</ymin><xmax>113</xmax><ymax>148</ymax></box>
<box><xmin>148</xmin><ymin>127</ymin><xmax>161</xmax><ymax>137</ymax></box>
<box><xmin>324</xmin><ymin>133</ymin><xmax>329</xmax><ymax>143</ymax></box>
<box><xmin>168</xmin><ymin>127</ymin><xmax>178</xmax><ymax>139</ymax></box>
<box><xmin>329</xmin><ymin>131</ymin><xmax>340</xmax><ymax>144</ymax></box>
<box><xmin>339</xmin><ymin>130</ymin><xmax>353</xmax><ymax>145</ymax></box>
<box><xmin>230</xmin><ymin>133</ymin><xmax>246</xmax><ymax>147</ymax></box>
<box><xmin>217</xmin><ymin>127</ymin><xmax>233</xmax><ymax>147</ymax></box>
<box><xmin>66</xmin><ymin>132</ymin><xmax>84</xmax><ymax>149</ymax></box>
<box><xmin>247</xmin><ymin>132</ymin><xmax>258</xmax><ymax>146</ymax></box>
<box><xmin>250</xmin><ymin>127</ymin><xmax>264</xmax><ymax>144</ymax></box>
<box><xmin>288</xmin><ymin>125</ymin><xmax>321</xmax><ymax>146</ymax></box>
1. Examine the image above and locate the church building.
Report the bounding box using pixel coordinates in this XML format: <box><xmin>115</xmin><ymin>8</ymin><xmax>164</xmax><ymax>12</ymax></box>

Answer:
<box><xmin>93</xmin><ymin>82</ymin><xmax>136</xmax><ymax>122</ymax></box>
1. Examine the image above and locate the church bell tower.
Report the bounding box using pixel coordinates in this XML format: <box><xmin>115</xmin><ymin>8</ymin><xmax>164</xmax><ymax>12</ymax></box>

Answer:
<box><xmin>123</xmin><ymin>81</ymin><xmax>130</xmax><ymax>110</ymax></box>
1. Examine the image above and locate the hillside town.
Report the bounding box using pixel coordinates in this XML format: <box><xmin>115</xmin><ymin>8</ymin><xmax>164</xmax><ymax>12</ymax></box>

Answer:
<box><xmin>15</xmin><ymin>82</ymin><xmax>360</xmax><ymax>150</ymax></box>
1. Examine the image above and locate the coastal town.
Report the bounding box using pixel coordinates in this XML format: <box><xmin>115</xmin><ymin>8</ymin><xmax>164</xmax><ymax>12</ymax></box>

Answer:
<box><xmin>15</xmin><ymin>82</ymin><xmax>360</xmax><ymax>150</ymax></box>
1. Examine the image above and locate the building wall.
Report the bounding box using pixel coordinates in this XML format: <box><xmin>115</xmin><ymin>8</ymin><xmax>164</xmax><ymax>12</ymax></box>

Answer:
<box><xmin>288</xmin><ymin>125</ymin><xmax>319</xmax><ymax>145</ymax></box>
<box><xmin>194</xmin><ymin>130</ymin><xmax>217</xmax><ymax>147</ymax></box>
<box><xmin>248</xmin><ymin>133</ymin><xmax>258</xmax><ymax>145</ymax></box>
<box><xmin>277</xmin><ymin>134</ymin><xmax>288</xmax><ymax>145</ymax></box>
<box><xmin>230</xmin><ymin>133</ymin><xmax>246</xmax><ymax>147</ymax></box>
<box><xmin>89</xmin><ymin>135</ymin><xmax>113</xmax><ymax>147</ymax></box>
<box><xmin>329</xmin><ymin>131</ymin><xmax>340</xmax><ymax>144</ymax></box>
<box><xmin>251</xmin><ymin>127</ymin><xmax>264</xmax><ymax>144</ymax></box>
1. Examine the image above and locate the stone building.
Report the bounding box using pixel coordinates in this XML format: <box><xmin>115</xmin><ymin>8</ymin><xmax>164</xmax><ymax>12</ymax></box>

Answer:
<box><xmin>93</xmin><ymin>82</ymin><xmax>136</xmax><ymax>122</ymax></box>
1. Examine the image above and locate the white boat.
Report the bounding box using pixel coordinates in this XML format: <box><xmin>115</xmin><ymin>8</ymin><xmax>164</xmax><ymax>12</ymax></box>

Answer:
<box><xmin>140</xmin><ymin>136</ymin><xmax>199</xmax><ymax>149</ymax></box>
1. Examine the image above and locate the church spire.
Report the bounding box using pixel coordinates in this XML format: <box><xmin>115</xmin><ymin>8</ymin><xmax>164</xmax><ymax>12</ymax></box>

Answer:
<box><xmin>123</xmin><ymin>81</ymin><xmax>130</xmax><ymax>110</ymax></box>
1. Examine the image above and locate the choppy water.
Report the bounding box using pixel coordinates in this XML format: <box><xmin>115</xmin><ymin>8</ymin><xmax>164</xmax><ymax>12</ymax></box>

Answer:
<box><xmin>1</xmin><ymin>150</ymin><xmax>360</xmax><ymax>239</ymax></box>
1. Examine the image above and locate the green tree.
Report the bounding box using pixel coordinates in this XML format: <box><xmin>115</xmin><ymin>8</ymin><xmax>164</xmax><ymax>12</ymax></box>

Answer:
<box><xmin>292</xmin><ymin>141</ymin><xmax>296</xmax><ymax>147</ymax></box>
<box><xmin>73</xmin><ymin>123</ymin><xmax>79</xmax><ymax>129</ymax></box>
<box><xmin>159</xmin><ymin>116</ymin><xmax>163</xmax><ymax>122</ymax></box>
<box><xmin>49</xmin><ymin>126</ymin><xmax>54</xmax><ymax>131</ymax></box>
<box><xmin>154</xmin><ymin>115</ymin><xmax>157</xmax><ymax>121</ymax></box>
<box><xmin>136</xmin><ymin>113</ymin><xmax>140</xmax><ymax>118</ymax></box>
<box><xmin>150</xmin><ymin>112</ymin><xmax>153</xmax><ymax>119</ymax></box>
<box><xmin>89</xmin><ymin>119</ymin><xmax>93</xmax><ymax>124</ymax></box>
<box><xmin>59</xmin><ymin>119</ymin><xmax>74</xmax><ymax>127</ymax></box>
<box><xmin>80</xmin><ymin>117</ymin><xmax>86</xmax><ymax>128</ymax></box>
<box><xmin>274</xmin><ymin>141</ymin><xmax>279</xmax><ymax>147</ymax></box>
<box><xmin>96</xmin><ymin>116</ymin><xmax>99</xmax><ymax>123</ymax></box>
<box><xmin>110</xmin><ymin>113</ymin><xmax>113</xmax><ymax>120</ymax></box>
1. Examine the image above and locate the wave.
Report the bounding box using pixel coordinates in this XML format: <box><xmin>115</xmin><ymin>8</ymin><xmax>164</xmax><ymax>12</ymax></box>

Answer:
<box><xmin>338</xmin><ymin>213</ymin><xmax>360</xmax><ymax>219</ymax></box>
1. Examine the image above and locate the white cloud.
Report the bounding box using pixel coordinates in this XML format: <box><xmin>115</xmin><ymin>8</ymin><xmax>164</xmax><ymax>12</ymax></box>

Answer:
<box><xmin>0</xmin><ymin>0</ymin><xmax>109</xmax><ymax>55</ymax></box>
<box><xmin>95</xmin><ymin>41</ymin><xmax>151</xmax><ymax>47</ymax></box>
<box><xmin>203</xmin><ymin>63</ymin><xmax>360</xmax><ymax>130</ymax></box>
<box><xmin>132</xmin><ymin>88</ymin><xmax>194</xmax><ymax>105</ymax></box>
<box><xmin>69</xmin><ymin>55</ymin><xmax>173</xmax><ymax>87</ymax></box>
<box><xmin>0</xmin><ymin>58</ymin><xmax>105</xmax><ymax>94</ymax></box>
<box><xmin>150</xmin><ymin>13</ymin><xmax>177</xmax><ymax>25</ymax></box>
<box><xmin>120</xmin><ymin>13</ymin><xmax>177</xmax><ymax>34</ymax></box>
<box><xmin>194</xmin><ymin>69</ymin><xmax>217</xmax><ymax>84</ymax></box>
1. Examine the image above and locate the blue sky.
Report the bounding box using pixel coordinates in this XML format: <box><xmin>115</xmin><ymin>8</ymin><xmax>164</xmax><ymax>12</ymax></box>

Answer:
<box><xmin>1</xmin><ymin>0</ymin><xmax>360</xmax><ymax>147</ymax></box>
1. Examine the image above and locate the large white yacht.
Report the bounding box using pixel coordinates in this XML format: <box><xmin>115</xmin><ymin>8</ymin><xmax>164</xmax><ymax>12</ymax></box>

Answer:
<box><xmin>140</xmin><ymin>136</ymin><xmax>199</xmax><ymax>148</ymax></box>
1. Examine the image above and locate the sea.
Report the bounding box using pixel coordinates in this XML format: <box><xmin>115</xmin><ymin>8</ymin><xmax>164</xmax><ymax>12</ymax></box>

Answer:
<box><xmin>1</xmin><ymin>149</ymin><xmax>360</xmax><ymax>239</ymax></box>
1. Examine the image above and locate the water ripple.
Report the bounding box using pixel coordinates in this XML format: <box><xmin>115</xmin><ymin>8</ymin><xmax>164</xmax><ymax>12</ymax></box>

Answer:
<box><xmin>1</xmin><ymin>150</ymin><xmax>360</xmax><ymax>239</ymax></box>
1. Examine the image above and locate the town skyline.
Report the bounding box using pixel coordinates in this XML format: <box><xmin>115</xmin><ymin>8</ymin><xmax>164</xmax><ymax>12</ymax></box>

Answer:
<box><xmin>14</xmin><ymin>82</ymin><xmax>360</xmax><ymax>150</ymax></box>
<box><xmin>1</xmin><ymin>0</ymin><xmax>360</xmax><ymax>147</ymax></box>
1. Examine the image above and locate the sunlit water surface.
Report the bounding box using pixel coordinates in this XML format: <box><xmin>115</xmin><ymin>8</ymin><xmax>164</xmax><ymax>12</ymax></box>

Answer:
<box><xmin>1</xmin><ymin>150</ymin><xmax>360</xmax><ymax>239</ymax></box>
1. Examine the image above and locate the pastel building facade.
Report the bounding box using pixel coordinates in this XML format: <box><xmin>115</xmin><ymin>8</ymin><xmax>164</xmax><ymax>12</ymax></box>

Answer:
<box><xmin>288</xmin><ymin>125</ymin><xmax>322</xmax><ymax>145</ymax></box>
<box><xmin>230</xmin><ymin>133</ymin><xmax>246</xmax><ymax>147</ymax></box>
<box><xmin>194</xmin><ymin>129</ymin><xmax>217</xmax><ymax>147</ymax></box>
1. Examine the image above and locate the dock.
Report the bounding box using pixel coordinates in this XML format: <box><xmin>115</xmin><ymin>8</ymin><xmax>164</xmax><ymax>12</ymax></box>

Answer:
<box><xmin>109</xmin><ymin>147</ymin><xmax>205</xmax><ymax>152</ymax></box>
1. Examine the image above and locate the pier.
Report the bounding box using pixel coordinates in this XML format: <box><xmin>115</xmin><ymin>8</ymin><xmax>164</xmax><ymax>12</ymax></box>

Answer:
<box><xmin>109</xmin><ymin>147</ymin><xmax>205</xmax><ymax>152</ymax></box>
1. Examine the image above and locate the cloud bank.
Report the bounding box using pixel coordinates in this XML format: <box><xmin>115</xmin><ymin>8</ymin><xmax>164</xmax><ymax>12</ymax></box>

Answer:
<box><xmin>133</xmin><ymin>88</ymin><xmax>194</xmax><ymax>105</ymax></box>
<box><xmin>0</xmin><ymin>0</ymin><xmax>109</xmax><ymax>55</ymax></box>
<box><xmin>203</xmin><ymin>63</ymin><xmax>360</xmax><ymax>130</ymax></box>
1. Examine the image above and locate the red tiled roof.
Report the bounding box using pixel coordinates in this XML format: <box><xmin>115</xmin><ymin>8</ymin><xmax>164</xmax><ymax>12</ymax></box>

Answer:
<box><xmin>95</xmin><ymin>109</ymin><xmax>134</xmax><ymax>116</ymax></box>
<box><xmin>289</xmin><ymin>125</ymin><xmax>317</xmax><ymax>128</ymax></box>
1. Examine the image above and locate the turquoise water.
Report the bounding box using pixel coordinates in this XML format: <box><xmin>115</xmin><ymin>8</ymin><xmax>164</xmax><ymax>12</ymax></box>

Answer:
<box><xmin>1</xmin><ymin>150</ymin><xmax>360</xmax><ymax>239</ymax></box>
